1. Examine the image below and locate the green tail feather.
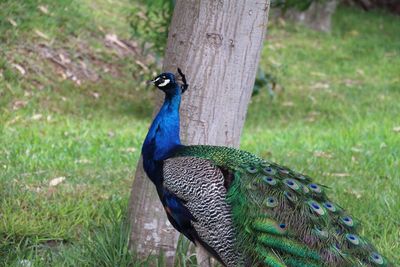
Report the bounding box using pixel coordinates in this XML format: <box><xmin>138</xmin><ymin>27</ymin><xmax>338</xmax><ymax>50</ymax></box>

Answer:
<box><xmin>254</xmin><ymin>245</ymin><xmax>286</xmax><ymax>267</ymax></box>
<box><xmin>258</xmin><ymin>234</ymin><xmax>320</xmax><ymax>260</ymax></box>
<box><xmin>252</xmin><ymin>218</ymin><xmax>289</xmax><ymax>236</ymax></box>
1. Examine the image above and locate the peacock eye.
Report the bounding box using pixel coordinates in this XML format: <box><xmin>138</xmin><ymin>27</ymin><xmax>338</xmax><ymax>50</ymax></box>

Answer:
<box><xmin>345</xmin><ymin>233</ymin><xmax>360</xmax><ymax>245</ymax></box>
<box><xmin>370</xmin><ymin>252</ymin><xmax>384</xmax><ymax>264</ymax></box>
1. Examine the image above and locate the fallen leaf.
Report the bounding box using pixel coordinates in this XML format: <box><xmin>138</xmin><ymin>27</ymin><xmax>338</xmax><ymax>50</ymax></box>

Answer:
<box><xmin>351</xmin><ymin>147</ymin><xmax>363</xmax><ymax>153</ymax></box>
<box><xmin>8</xmin><ymin>18</ymin><xmax>17</xmax><ymax>27</ymax></box>
<box><xmin>75</xmin><ymin>159</ymin><xmax>91</xmax><ymax>164</ymax></box>
<box><xmin>38</xmin><ymin>5</ymin><xmax>49</xmax><ymax>14</ymax></box>
<box><xmin>12</xmin><ymin>100</ymin><xmax>27</xmax><ymax>110</ymax></box>
<box><xmin>356</xmin><ymin>69</ymin><xmax>365</xmax><ymax>76</ymax></box>
<box><xmin>31</xmin><ymin>114</ymin><xmax>43</xmax><ymax>120</ymax></box>
<box><xmin>12</xmin><ymin>64</ymin><xmax>26</xmax><ymax>75</ymax></box>
<box><xmin>282</xmin><ymin>101</ymin><xmax>294</xmax><ymax>107</ymax></box>
<box><xmin>310</xmin><ymin>72</ymin><xmax>326</xmax><ymax>77</ymax></box>
<box><xmin>49</xmin><ymin>177</ymin><xmax>66</xmax><ymax>187</ymax></box>
<box><xmin>35</xmin><ymin>29</ymin><xmax>50</xmax><ymax>40</ymax></box>
<box><xmin>33</xmin><ymin>187</ymin><xmax>42</xmax><ymax>193</ymax></box>
<box><xmin>72</xmin><ymin>76</ymin><xmax>81</xmax><ymax>86</ymax></box>
<box><xmin>105</xmin><ymin>33</ymin><xmax>129</xmax><ymax>50</ymax></box>
<box><xmin>122</xmin><ymin>147</ymin><xmax>137</xmax><ymax>153</ymax></box>
<box><xmin>59</xmin><ymin>54</ymin><xmax>71</xmax><ymax>64</ymax></box>
<box><xmin>90</xmin><ymin>91</ymin><xmax>100</xmax><ymax>99</ymax></box>
<box><xmin>135</xmin><ymin>60</ymin><xmax>149</xmax><ymax>71</ymax></box>
<box><xmin>331</xmin><ymin>173</ymin><xmax>351</xmax><ymax>177</ymax></box>
<box><xmin>310</xmin><ymin>82</ymin><xmax>329</xmax><ymax>90</ymax></box>
<box><xmin>6</xmin><ymin>116</ymin><xmax>21</xmax><ymax>125</ymax></box>
<box><xmin>314</xmin><ymin>151</ymin><xmax>333</xmax><ymax>159</ymax></box>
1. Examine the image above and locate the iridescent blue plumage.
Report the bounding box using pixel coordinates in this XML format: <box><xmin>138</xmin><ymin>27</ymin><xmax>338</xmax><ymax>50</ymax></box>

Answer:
<box><xmin>141</xmin><ymin>71</ymin><xmax>204</xmax><ymax>250</ymax></box>
<box><xmin>142</xmin><ymin>72</ymin><xmax>182</xmax><ymax>184</ymax></box>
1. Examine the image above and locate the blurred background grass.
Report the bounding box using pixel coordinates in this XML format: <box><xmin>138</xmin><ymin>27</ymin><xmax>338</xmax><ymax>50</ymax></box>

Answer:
<box><xmin>0</xmin><ymin>0</ymin><xmax>399</xmax><ymax>266</ymax></box>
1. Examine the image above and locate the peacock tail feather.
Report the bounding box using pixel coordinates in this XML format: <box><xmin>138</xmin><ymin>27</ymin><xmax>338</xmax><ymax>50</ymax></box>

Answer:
<box><xmin>170</xmin><ymin>145</ymin><xmax>391</xmax><ymax>267</ymax></box>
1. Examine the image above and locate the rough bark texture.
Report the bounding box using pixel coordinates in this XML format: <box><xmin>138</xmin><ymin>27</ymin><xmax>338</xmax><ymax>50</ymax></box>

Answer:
<box><xmin>129</xmin><ymin>0</ymin><xmax>270</xmax><ymax>265</ymax></box>
<box><xmin>282</xmin><ymin>0</ymin><xmax>338</xmax><ymax>32</ymax></box>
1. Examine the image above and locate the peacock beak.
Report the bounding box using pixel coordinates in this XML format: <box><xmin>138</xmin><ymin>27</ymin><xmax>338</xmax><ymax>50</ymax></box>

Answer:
<box><xmin>146</xmin><ymin>79</ymin><xmax>155</xmax><ymax>85</ymax></box>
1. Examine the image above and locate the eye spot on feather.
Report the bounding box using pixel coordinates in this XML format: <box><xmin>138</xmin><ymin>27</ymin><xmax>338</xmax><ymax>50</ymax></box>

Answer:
<box><xmin>323</xmin><ymin>201</ymin><xmax>337</xmax><ymax>212</ymax></box>
<box><xmin>246</xmin><ymin>166</ymin><xmax>258</xmax><ymax>173</ymax></box>
<box><xmin>279</xmin><ymin>223</ymin><xmax>286</xmax><ymax>229</ymax></box>
<box><xmin>370</xmin><ymin>252</ymin><xmax>384</xmax><ymax>265</ymax></box>
<box><xmin>308</xmin><ymin>201</ymin><xmax>325</xmax><ymax>215</ymax></box>
<box><xmin>341</xmin><ymin>216</ymin><xmax>354</xmax><ymax>227</ymax></box>
<box><xmin>284</xmin><ymin>178</ymin><xmax>300</xmax><ymax>191</ymax></box>
<box><xmin>263</xmin><ymin>176</ymin><xmax>277</xmax><ymax>186</ymax></box>
<box><xmin>266</xmin><ymin>196</ymin><xmax>278</xmax><ymax>208</ymax></box>
<box><xmin>308</xmin><ymin>183</ymin><xmax>322</xmax><ymax>193</ymax></box>
<box><xmin>263</xmin><ymin>167</ymin><xmax>276</xmax><ymax>175</ymax></box>
<box><xmin>345</xmin><ymin>233</ymin><xmax>360</xmax><ymax>245</ymax></box>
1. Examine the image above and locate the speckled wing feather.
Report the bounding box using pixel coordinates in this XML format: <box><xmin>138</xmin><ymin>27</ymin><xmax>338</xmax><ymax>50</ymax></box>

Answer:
<box><xmin>163</xmin><ymin>156</ymin><xmax>242</xmax><ymax>266</ymax></box>
<box><xmin>170</xmin><ymin>145</ymin><xmax>390</xmax><ymax>267</ymax></box>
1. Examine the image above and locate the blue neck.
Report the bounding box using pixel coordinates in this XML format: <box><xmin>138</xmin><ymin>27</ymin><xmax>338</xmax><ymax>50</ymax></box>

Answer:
<box><xmin>142</xmin><ymin>88</ymin><xmax>182</xmax><ymax>175</ymax></box>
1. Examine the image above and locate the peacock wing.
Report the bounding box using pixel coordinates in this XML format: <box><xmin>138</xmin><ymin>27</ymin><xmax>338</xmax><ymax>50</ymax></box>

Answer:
<box><xmin>172</xmin><ymin>145</ymin><xmax>390</xmax><ymax>267</ymax></box>
<box><xmin>162</xmin><ymin>156</ymin><xmax>242</xmax><ymax>266</ymax></box>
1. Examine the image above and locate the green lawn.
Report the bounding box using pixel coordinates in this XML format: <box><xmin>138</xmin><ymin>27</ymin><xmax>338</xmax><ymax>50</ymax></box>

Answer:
<box><xmin>1</xmin><ymin>1</ymin><xmax>399</xmax><ymax>266</ymax></box>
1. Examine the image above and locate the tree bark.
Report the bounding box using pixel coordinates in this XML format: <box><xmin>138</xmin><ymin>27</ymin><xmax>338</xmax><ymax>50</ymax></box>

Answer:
<box><xmin>129</xmin><ymin>0</ymin><xmax>270</xmax><ymax>265</ymax></box>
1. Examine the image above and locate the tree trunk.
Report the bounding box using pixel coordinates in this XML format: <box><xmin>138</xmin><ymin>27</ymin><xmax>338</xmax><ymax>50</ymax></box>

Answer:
<box><xmin>129</xmin><ymin>0</ymin><xmax>270</xmax><ymax>265</ymax></box>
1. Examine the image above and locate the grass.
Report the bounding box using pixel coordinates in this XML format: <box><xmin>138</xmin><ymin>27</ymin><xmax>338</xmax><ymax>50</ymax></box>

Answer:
<box><xmin>1</xmin><ymin>1</ymin><xmax>399</xmax><ymax>266</ymax></box>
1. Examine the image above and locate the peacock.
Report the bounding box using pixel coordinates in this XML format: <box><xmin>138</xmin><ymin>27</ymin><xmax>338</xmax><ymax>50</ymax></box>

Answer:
<box><xmin>141</xmin><ymin>69</ymin><xmax>390</xmax><ymax>267</ymax></box>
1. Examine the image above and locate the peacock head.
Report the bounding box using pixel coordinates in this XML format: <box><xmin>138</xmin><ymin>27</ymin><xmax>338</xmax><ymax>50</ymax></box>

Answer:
<box><xmin>148</xmin><ymin>68</ymin><xmax>188</xmax><ymax>95</ymax></box>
